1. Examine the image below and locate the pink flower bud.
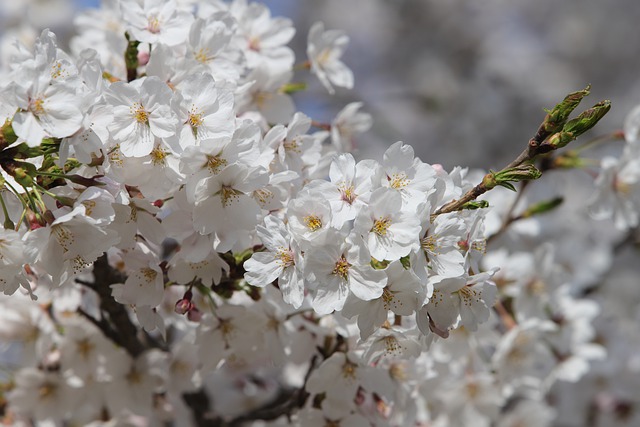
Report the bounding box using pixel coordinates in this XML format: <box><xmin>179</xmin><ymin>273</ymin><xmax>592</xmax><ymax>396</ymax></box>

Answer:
<box><xmin>174</xmin><ymin>298</ymin><xmax>192</xmax><ymax>315</ymax></box>
<box><xmin>187</xmin><ymin>307</ymin><xmax>202</xmax><ymax>322</ymax></box>
<box><xmin>137</xmin><ymin>51</ymin><xmax>150</xmax><ymax>66</ymax></box>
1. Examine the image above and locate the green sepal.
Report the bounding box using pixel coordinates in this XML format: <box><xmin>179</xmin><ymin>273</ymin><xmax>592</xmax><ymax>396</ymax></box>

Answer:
<box><xmin>371</xmin><ymin>258</ymin><xmax>389</xmax><ymax>269</ymax></box>
<box><xmin>497</xmin><ymin>181</ymin><xmax>517</xmax><ymax>192</ymax></box>
<box><xmin>400</xmin><ymin>255</ymin><xmax>411</xmax><ymax>269</ymax></box>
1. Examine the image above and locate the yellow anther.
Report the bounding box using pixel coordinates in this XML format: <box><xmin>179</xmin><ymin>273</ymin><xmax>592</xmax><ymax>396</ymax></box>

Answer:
<box><xmin>341</xmin><ymin>360</ymin><xmax>358</xmax><ymax>379</ymax></box>
<box><xmin>303</xmin><ymin>215</ymin><xmax>322</xmax><ymax>231</ymax></box>
<box><xmin>206</xmin><ymin>154</ymin><xmax>227</xmax><ymax>174</ymax></box>
<box><xmin>147</xmin><ymin>16</ymin><xmax>161</xmax><ymax>33</ymax></box>
<box><xmin>131</xmin><ymin>102</ymin><xmax>149</xmax><ymax>124</ymax></box>
<box><xmin>339</xmin><ymin>183</ymin><xmax>356</xmax><ymax>204</ymax></box>
<box><xmin>332</xmin><ymin>255</ymin><xmax>350</xmax><ymax>280</ymax></box>
<box><xmin>372</xmin><ymin>217</ymin><xmax>392</xmax><ymax>236</ymax></box>
<box><xmin>150</xmin><ymin>146</ymin><xmax>168</xmax><ymax>165</ymax></box>
<box><xmin>276</xmin><ymin>247</ymin><xmax>294</xmax><ymax>268</ymax></box>
<box><xmin>220</xmin><ymin>185</ymin><xmax>241</xmax><ymax>207</ymax></box>
<box><xmin>30</xmin><ymin>97</ymin><xmax>46</xmax><ymax>116</ymax></box>
<box><xmin>389</xmin><ymin>173</ymin><xmax>410</xmax><ymax>189</ymax></box>
<box><xmin>194</xmin><ymin>48</ymin><xmax>211</xmax><ymax>63</ymax></box>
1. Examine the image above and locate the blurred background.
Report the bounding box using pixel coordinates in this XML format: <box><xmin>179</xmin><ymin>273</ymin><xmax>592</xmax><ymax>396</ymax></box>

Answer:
<box><xmin>3</xmin><ymin>0</ymin><xmax>640</xmax><ymax>170</ymax></box>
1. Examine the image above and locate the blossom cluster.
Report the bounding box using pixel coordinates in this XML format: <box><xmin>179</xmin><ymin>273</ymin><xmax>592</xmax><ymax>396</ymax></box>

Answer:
<box><xmin>0</xmin><ymin>0</ymin><xmax>638</xmax><ymax>426</ymax></box>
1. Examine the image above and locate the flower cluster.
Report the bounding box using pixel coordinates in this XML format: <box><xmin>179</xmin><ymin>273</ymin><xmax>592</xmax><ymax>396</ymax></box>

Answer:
<box><xmin>0</xmin><ymin>0</ymin><xmax>637</xmax><ymax>426</ymax></box>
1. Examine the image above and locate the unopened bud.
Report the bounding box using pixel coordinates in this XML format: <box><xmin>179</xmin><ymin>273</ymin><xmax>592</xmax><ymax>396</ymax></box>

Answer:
<box><xmin>543</xmin><ymin>85</ymin><xmax>591</xmax><ymax>133</ymax></box>
<box><xmin>462</xmin><ymin>200</ymin><xmax>489</xmax><ymax>210</ymax></box>
<box><xmin>521</xmin><ymin>197</ymin><xmax>564</xmax><ymax>218</ymax></box>
<box><xmin>26</xmin><ymin>210</ymin><xmax>46</xmax><ymax>229</ymax></box>
<box><xmin>562</xmin><ymin>100</ymin><xmax>611</xmax><ymax>139</ymax></box>
<box><xmin>3</xmin><ymin>213</ymin><xmax>14</xmax><ymax>230</ymax></box>
<box><xmin>13</xmin><ymin>167</ymin><xmax>33</xmax><ymax>187</ymax></box>
<box><xmin>487</xmin><ymin>164</ymin><xmax>542</xmax><ymax>192</ymax></box>
<box><xmin>137</xmin><ymin>50</ymin><xmax>150</xmax><ymax>66</ymax></box>
<box><xmin>187</xmin><ymin>307</ymin><xmax>202</xmax><ymax>322</ymax></box>
<box><xmin>497</xmin><ymin>164</ymin><xmax>542</xmax><ymax>182</ymax></box>
<box><xmin>175</xmin><ymin>298</ymin><xmax>193</xmax><ymax>315</ymax></box>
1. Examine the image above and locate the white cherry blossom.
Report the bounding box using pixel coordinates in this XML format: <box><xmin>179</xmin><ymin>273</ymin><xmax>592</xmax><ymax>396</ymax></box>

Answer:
<box><xmin>307</xmin><ymin>21</ymin><xmax>353</xmax><ymax>94</ymax></box>
<box><xmin>244</xmin><ymin>215</ymin><xmax>305</xmax><ymax>308</ymax></box>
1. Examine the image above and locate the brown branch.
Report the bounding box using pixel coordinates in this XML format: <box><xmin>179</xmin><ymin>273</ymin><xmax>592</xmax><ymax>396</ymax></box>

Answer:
<box><xmin>79</xmin><ymin>255</ymin><xmax>322</xmax><ymax>426</ymax></box>
<box><xmin>76</xmin><ymin>255</ymin><xmax>146</xmax><ymax>357</ymax></box>
<box><xmin>432</xmin><ymin>88</ymin><xmax>610</xmax><ymax>220</ymax></box>
<box><xmin>224</xmin><ymin>355</ymin><xmax>319</xmax><ymax>427</ymax></box>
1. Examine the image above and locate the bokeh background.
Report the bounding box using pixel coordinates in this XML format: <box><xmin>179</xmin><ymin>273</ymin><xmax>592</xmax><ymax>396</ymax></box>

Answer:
<box><xmin>2</xmin><ymin>0</ymin><xmax>640</xmax><ymax>170</ymax></box>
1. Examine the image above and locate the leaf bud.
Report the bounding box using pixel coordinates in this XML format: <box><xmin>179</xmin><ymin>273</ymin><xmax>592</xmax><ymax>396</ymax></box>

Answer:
<box><xmin>520</xmin><ymin>197</ymin><xmax>564</xmax><ymax>218</ymax></box>
<box><xmin>543</xmin><ymin>85</ymin><xmax>591</xmax><ymax>133</ymax></box>
<box><xmin>562</xmin><ymin>100</ymin><xmax>612</xmax><ymax>138</ymax></box>
<box><xmin>491</xmin><ymin>164</ymin><xmax>542</xmax><ymax>191</ymax></box>
<box><xmin>462</xmin><ymin>200</ymin><xmax>490</xmax><ymax>210</ymax></box>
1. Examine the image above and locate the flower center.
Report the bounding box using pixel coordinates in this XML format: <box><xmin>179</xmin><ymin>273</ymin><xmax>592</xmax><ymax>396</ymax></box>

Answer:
<box><xmin>219</xmin><ymin>318</ymin><xmax>234</xmax><ymax>341</ymax></box>
<box><xmin>38</xmin><ymin>382</ymin><xmax>57</xmax><ymax>399</ymax></box>
<box><xmin>338</xmin><ymin>182</ymin><xmax>356</xmax><ymax>204</ymax></box>
<box><xmin>382</xmin><ymin>287</ymin><xmax>394</xmax><ymax>310</ymax></box>
<box><xmin>206</xmin><ymin>154</ymin><xmax>227</xmax><ymax>174</ymax></box>
<box><xmin>317</xmin><ymin>48</ymin><xmax>332</xmax><ymax>66</ymax></box>
<box><xmin>332</xmin><ymin>255</ymin><xmax>351</xmax><ymax>280</ymax></box>
<box><xmin>341</xmin><ymin>360</ymin><xmax>358</xmax><ymax>379</ymax></box>
<box><xmin>220</xmin><ymin>185</ymin><xmax>241</xmax><ymax>207</ymax></box>
<box><xmin>248</xmin><ymin>36</ymin><xmax>261</xmax><ymax>51</ymax></box>
<box><xmin>188</xmin><ymin>106</ymin><xmax>204</xmax><ymax>131</ymax></box>
<box><xmin>72</xmin><ymin>255</ymin><xmax>90</xmax><ymax>273</ymax></box>
<box><xmin>82</xmin><ymin>200</ymin><xmax>96</xmax><ymax>216</ymax></box>
<box><xmin>147</xmin><ymin>16</ymin><xmax>161</xmax><ymax>34</ymax></box>
<box><xmin>614</xmin><ymin>176</ymin><xmax>632</xmax><ymax>195</ymax></box>
<box><xmin>283</xmin><ymin>137</ymin><xmax>301</xmax><ymax>153</ymax></box>
<box><xmin>457</xmin><ymin>286</ymin><xmax>480</xmax><ymax>307</ymax></box>
<box><xmin>527</xmin><ymin>278</ymin><xmax>547</xmax><ymax>296</ymax></box>
<box><xmin>303</xmin><ymin>215</ymin><xmax>322</xmax><ymax>231</ymax></box>
<box><xmin>254</xmin><ymin>188</ymin><xmax>274</xmax><ymax>206</ymax></box>
<box><xmin>131</xmin><ymin>102</ymin><xmax>149</xmax><ymax>124</ymax></box>
<box><xmin>141</xmin><ymin>267</ymin><xmax>158</xmax><ymax>282</ymax></box>
<box><xmin>275</xmin><ymin>247</ymin><xmax>294</xmax><ymax>268</ymax></box>
<box><xmin>29</xmin><ymin>97</ymin><xmax>46</xmax><ymax>117</ymax></box>
<box><xmin>420</xmin><ymin>234</ymin><xmax>437</xmax><ymax>253</ymax></box>
<box><xmin>150</xmin><ymin>146</ymin><xmax>168</xmax><ymax>165</ymax></box>
<box><xmin>388</xmin><ymin>172</ymin><xmax>410</xmax><ymax>189</ymax></box>
<box><xmin>50</xmin><ymin>61</ymin><xmax>66</xmax><ymax>80</ymax></box>
<box><xmin>194</xmin><ymin>48</ymin><xmax>211</xmax><ymax>63</ymax></box>
<box><xmin>372</xmin><ymin>217</ymin><xmax>392</xmax><ymax>236</ymax></box>
<box><xmin>384</xmin><ymin>336</ymin><xmax>401</xmax><ymax>356</ymax></box>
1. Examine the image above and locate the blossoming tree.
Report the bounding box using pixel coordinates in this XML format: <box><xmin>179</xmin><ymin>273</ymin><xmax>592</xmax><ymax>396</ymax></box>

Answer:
<box><xmin>0</xmin><ymin>1</ymin><xmax>638</xmax><ymax>426</ymax></box>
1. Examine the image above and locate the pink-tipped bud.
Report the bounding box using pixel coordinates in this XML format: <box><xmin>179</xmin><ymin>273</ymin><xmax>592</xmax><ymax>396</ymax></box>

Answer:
<box><xmin>187</xmin><ymin>306</ymin><xmax>202</xmax><ymax>322</ymax></box>
<box><xmin>174</xmin><ymin>298</ymin><xmax>192</xmax><ymax>315</ymax></box>
<box><xmin>137</xmin><ymin>51</ymin><xmax>150</xmax><ymax>66</ymax></box>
